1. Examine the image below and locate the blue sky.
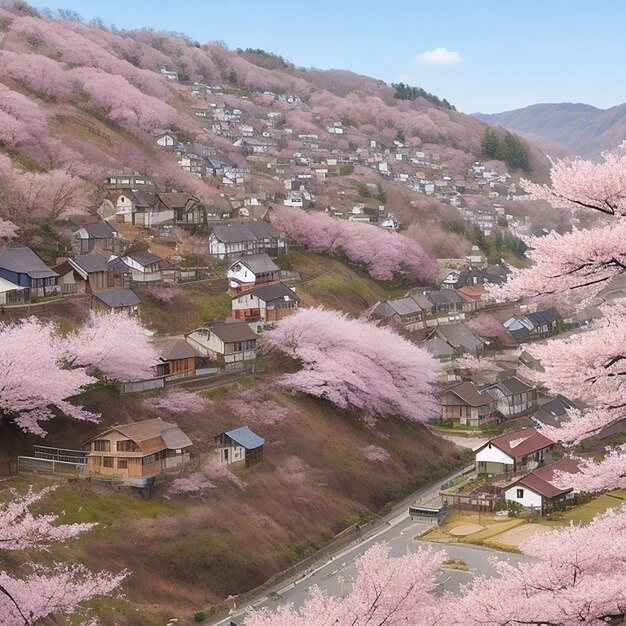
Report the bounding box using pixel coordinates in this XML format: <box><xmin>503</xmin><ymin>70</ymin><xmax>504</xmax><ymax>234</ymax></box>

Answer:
<box><xmin>31</xmin><ymin>0</ymin><xmax>626</xmax><ymax>114</ymax></box>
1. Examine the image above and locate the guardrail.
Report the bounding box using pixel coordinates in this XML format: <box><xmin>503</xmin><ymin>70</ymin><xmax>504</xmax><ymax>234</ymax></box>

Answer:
<box><xmin>17</xmin><ymin>456</ymin><xmax>87</xmax><ymax>477</ymax></box>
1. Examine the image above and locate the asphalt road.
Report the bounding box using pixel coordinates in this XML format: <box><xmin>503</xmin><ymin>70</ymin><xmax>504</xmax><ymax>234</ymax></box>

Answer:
<box><xmin>214</xmin><ymin>465</ymin><xmax>532</xmax><ymax>625</ymax></box>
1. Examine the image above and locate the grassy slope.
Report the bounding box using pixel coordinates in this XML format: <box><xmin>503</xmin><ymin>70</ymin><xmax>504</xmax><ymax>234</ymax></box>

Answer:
<box><xmin>1</xmin><ymin>379</ymin><xmax>466</xmax><ymax>624</ymax></box>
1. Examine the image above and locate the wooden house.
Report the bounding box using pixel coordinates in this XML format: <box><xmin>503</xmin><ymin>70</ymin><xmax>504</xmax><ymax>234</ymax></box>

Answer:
<box><xmin>53</xmin><ymin>254</ymin><xmax>110</xmax><ymax>295</ymax></box>
<box><xmin>440</xmin><ymin>382</ymin><xmax>499</xmax><ymax>426</ymax></box>
<box><xmin>208</xmin><ymin>221</ymin><xmax>287</xmax><ymax>259</ymax></box>
<box><xmin>369</xmin><ymin>297</ymin><xmax>424</xmax><ymax>331</ymax></box>
<box><xmin>0</xmin><ymin>247</ymin><xmax>58</xmax><ymax>297</ymax></box>
<box><xmin>185</xmin><ymin>323</ymin><xmax>258</xmax><ymax>368</ymax></box>
<box><xmin>227</xmin><ymin>253</ymin><xmax>281</xmax><ymax>292</ymax></box>
<box><xmin>214</xmin><ymin>426</ymin><xmax>264</xmax><ymax>469</ymax></box>
<box><xmin>91</xmin><ymin>288</ymin><xmax>142</xmax><ymax>315</ymax></box>
<box><xmin>231</xmin><ymin>282</ymin><xmax>299</xmax><ymax>323</ymax></box>
<box><xmin>72</xmin><ymin>222</ymin><xmax>119</xmax><ymax>254</ymax></box>
<box><xmin>156</xmin><ymin>339</ymin><xmax>202</xmax><ymax>377</ymax></box>
<box><xmin>83</xmin><ymin>418</ymin><xmax>193</xmax><ymax>487</ymax></box>
<box><xmin>474</xmin><ymin>428</ymin><xmax>556</xmax><ymax>476</ymax></box>
<box><xmin>487</xmin><ymin>377</ymin><xmax>537</xmax><ymax>417</ymax></box>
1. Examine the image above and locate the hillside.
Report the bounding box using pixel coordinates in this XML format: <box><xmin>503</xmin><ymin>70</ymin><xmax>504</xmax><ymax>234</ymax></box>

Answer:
<box><xmin>0</xmin><ymin>1</ymin><xmax>551</xmax><ymax>262</ymax></box>
<box><xmin>1</xmin><ymin>379</ymin><xmax>466</xmax><ymax>624</ymax></box>
<box><xmin>475</xmin><ymin>102</ymin><xmax>626</xmax><ymax>159</ymax></box>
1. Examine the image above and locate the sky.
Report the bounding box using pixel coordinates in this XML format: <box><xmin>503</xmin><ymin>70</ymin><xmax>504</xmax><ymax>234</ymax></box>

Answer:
<box><xmin>30</xmin><ymin>0</ymin><xmax>626</xmax><ymax>114</ymax></box>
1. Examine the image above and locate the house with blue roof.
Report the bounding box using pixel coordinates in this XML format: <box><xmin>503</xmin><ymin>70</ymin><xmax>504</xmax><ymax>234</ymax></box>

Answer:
<box><xmin>214</xmin><ymin>426</ymin><xmax>264</xmax><ymax>469</ymax></box>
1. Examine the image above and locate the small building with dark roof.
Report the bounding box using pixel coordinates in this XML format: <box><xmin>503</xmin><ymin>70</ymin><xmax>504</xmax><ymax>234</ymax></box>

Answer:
<box><xmin>208</xmin><ymin>221</ymin><xmax>287</xmax><ymax>259</ymax></box>
<box><xmin>72</xmin><ymin>221</ymin><xmax>119</xmax><ymax>254</ymax></box>
<box><xmin>369</xmin><ymin>296</ymin><xmax>424</xmax><ymax>331</ymax></box>
<box><xmin>54</xmin><ymin>254</ymin><xmax>110</xmax><ymax>294</ymax></box>
<box><xmin>214</xmin><ymin>426</ymin><xmax>264</xmax><ymax>469</ymax></box>
<box><xmin>185</xmin><ymin>323</ymin><xmax>259</xmax><ymax>368</ymax></box>
<box><xmin>83</xmin><ymin>417</ymin><xmax>193</xmax><ymax>487</ymax></box>
<box><xmin>441</xmin><ymin>381</ymin><xmax>499</xmax><ymax>427</ymax></box>
<box><xmin>227</xmin><ymin>253</ymin><xmax>281</xmax><ymax>292</ymax></box>
<box><xmin>532</xmin><ymin>395</ymin><xmax>575</xmax><ymax>429</ymax></box>
<box><xmin>0</xmin><ymin>247</ymin><xmax>58</xmax><ymax>296</ymax></box>
<box><xmin>231</xmin><ymin>281</ymin><xmax>299</xmax><ymax>323</ymax></box>
<box><xmin>156</xmin><ymin>339</ymin><xmax>202</xmax><ymax>377</ymax></box>
<box><xmin>487</xmin><ymin>376</ymin><xmax>537</xmax><ymax>417</ymax></box>
<box><xmin>436</xmin><ymin>322</ymin><xmax>484</xmax><ymax>357</ymax></box>
<box><xmin>422</xmin><ymin>336</ymin><xmax>456</xmax><ymax>362</ymax></box>
<box><xmin>92</xmin><ymin>288</ymin><xmax>142</xmax><ymax>314</ymax></box>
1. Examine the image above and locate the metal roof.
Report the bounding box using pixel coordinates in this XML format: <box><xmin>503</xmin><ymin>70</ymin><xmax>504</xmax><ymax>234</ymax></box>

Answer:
<box><xmin>69</xmin><ymin>254</ymin><xmax>108</xmax><ymax>275</ymax></box>
<box><xmin>206</xmin><ymin>323</ymin><xmax>258</xmax><ymax>343</ymax></box>
<box><xmin>224</xmin><ymin>426</ymin><xmax>265</xmax><ymax>450</ymax></box>
<box><xmin>0</xmin><ymin>247</ymin><xmax>58</xmax><ymax>279</ymax></box>
<box><xmin>237</xmin><ymin>282</ymin><xmax>298</xmax><ymax>303</ymax></box>
<box><xmin>94</xmin><ymin>289</ymin><xmax>142</xmax><ymax>308</ymax></box>
<box><xmin>157</xmin><ymin>339</ymin><xmax>202</xmax><ymax>361</ymax></box>
<box><xmin>229</xmin><ymin>253</ymin><xmax>279</xmax><ymax>274</ymax></box>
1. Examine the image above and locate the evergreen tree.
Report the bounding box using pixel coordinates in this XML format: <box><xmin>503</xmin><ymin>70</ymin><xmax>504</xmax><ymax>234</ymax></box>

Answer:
<box><xmin>481</xmin><ymin>127</ymin><xmax>499</xmax><ymax>159</ymax></box>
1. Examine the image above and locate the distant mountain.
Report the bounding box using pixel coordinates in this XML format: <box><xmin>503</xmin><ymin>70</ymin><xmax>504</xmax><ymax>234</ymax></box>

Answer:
<box><xmin>474</xmin><ymin>102</ymin><xmax>626</xmax><ymax>159</ymax></box>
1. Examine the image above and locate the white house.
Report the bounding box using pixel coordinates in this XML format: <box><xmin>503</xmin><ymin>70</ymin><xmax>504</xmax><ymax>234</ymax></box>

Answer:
<box><xmin>227</xmin><ymin>253</ymin><xmax>280</xmax><ymax>291</ymax></box>
<box><xmin>185</xmin><ymin>323</ymin><xmax>258</xmax><ymax>368</ymax></box>
<box><xmin>156</xmin><ymin>133</ymin><xmax>175</xmax><ymax>148</ymax></box>
<box><xmin>231</xmin><ymin>282</ymin><xmax>299</xmax><ymax>323</ymax></box>
<box><xmin>504</xmin><ymin>457</ymin><xmax>580</xmax><ymax>515</ymax></box>
<box><xmin>474</xmin><ymin>428</ymin><xmax>555</xmax><ymax>475</ymax></box>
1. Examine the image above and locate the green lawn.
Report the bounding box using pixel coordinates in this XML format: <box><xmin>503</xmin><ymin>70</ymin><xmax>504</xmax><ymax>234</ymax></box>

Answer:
<box><xmin>539</xmin><ymin>490</ymin><xmax>626</xmax><ymax>527</ymax></box>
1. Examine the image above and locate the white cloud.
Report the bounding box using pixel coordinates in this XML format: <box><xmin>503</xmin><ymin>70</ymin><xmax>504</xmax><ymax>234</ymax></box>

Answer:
<box><xmin>415</xmin><ymin>48</ymin><xmax>463</xmax><ymax>67</ymax></box>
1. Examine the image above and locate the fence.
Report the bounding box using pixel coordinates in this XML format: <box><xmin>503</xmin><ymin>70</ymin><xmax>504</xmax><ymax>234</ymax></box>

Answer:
<box><xmin>17</xmin><ymin>456</ymin><xmax>87</xmax><ymax>478</ymax></box>
<box><xmin>122</xmin><ymin>377</ymin><xmax>165</xmax><ymax>393</ymax></box>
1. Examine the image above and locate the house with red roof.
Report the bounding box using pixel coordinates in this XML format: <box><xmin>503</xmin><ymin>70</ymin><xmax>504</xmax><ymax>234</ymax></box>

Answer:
<box><xmin>474</xmin><ymin>427</ymin><xmax>556</xmax><ymax>475</ymax></box>
<box><xmin>504</xmin><ymin>457</ymin><xmax>581</xmax><ymax>514</ymax></box>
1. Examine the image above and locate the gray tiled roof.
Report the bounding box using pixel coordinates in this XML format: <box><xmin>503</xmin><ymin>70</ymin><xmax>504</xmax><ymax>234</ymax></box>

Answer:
<box><xmin>0</xmin><ymin>247</ymin><xmax>58</xmax><ymax>279</ymax></box>
<box><xmin>230</xmin><ymin>253</ymin><xmax>279</xmax><ymax>274</ymax></box>
<box><xmin>94</xmin><ymin>289</ymin><xmax>141</xmax><ymax>308</ymax></box>
<box><xmin>238</xmin><ymin>282</ymin><xmax>298</xmax><ymax>304</ymax></box>
<box><xmin>69</xmin><ymin>254</ymin><xmax>108</xmax><ymax>274</ymax></box>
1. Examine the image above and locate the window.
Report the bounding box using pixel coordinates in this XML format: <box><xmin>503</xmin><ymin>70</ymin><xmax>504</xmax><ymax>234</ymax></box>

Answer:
<box><xmin>93</xmin><ymin>440</ymin><xmax>110</xmax><ymax>452</ymax></box>
<box><xmin>117</xmin><ymin>459</ymin><xmax>128</xmax><ymax>469</ymax></box>
<box><xmin>516</xmin><ymin>488</ymin><xmax>524</xmax><ymax>499</ymax></box>
<box><xmin>103</xmin><ymin>457</ymin><xmax>114</xmax><ymax>468</ymax></box>
<box><xmin>117</xmin><ymin>440</ymin><xmax>137</xmax><ymax>452</ymax></box>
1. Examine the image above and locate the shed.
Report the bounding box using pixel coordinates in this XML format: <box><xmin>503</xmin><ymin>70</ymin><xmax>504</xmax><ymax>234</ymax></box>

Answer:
<box><xmin>214</xmin><ymin>426</ymin><xmax>264</xmax><ymax>469</ymax></box>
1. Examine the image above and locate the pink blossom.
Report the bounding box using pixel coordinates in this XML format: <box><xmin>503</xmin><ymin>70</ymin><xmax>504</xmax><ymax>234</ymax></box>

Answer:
<box><xmin>360</xmin><ymin>445</ymin><xmax>391</xmax><ymax>462</ymax></box>
<box><xmin>271</xmin><ymin>206</ymin><xmax>437</xmax><ymax>284</ymax></box>
<box><xmin>167</xmin><ymin>457</ymin><xmax>246</xmax><ymax>495</ymax></box>
<box><xmin>261</xmin><ymin>307</ymin><xmax>440</xmax><ymax>425</ymax></box>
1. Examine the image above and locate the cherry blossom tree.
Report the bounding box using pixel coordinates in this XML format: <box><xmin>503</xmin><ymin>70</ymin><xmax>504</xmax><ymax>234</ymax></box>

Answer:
<box><xmin>0</xmin><ymin>485</ymin><xmax>125</xmax><ymax>625</ymax></box>
<box><xmin>0</xmin><ymin>217</ymin><xmax>18</xmax><ymax>242</ymax></box>
<box><xmin>1</xmin><ymin>314</ymin><xmax>157</xmax><ymax>436</ymax></box>
<box><xmin>466</xmin><ymin>313</ymin><xmax>515</xmax><ymax>346</ymax></box>
<box><xmin>65</xmin><ymin>311</ymin><xmax>159</xmax><ymax>382</ymax></box>
<box><xmin>0</xmin><ymin>317</ymin><xmax>98</xmax><ymax>436</ymax></box>
<box><xmin>167</xmin><ymin>457</ymin><xmax>246</xmax><ymax>495</ymax></box>
<box><xmin>261</xmin><ymin>307</ymin><xmax>440</xmax><ymax>425</ymax></box>
<box><xmin>271</xmin><ymin>206</ymin><xmax>438</xmax><ymax>284</ymax></box>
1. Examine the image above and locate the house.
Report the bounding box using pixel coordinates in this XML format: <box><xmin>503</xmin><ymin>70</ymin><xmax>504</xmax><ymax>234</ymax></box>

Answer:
<box><xmin>457</xmin><ymin>286</ymin><xmax>487</xmax><ymax>312</ymax></box>
<box><xmin>227</xmin><ymin>253</ymin><xmax>281</xmax><ymax>292</ymax></box>
<box><xmin>231</xmin><ymin>282</ymin><xmax>299</xmax><ymax>323</ymax></box>
<box><xmin>504</xmin><ymin>457</ymin><xmax>581</xmax><ymax>514</ymax></box>
<box><xmin>214</xmin><ymin>426</ymin><xmax>264</xmax><ymax>469</ymax></box>
<box><xmin>53</xmin><ymin>254</ymin><xmax>110</xmax><ymax>295</ymax></box>
<box><xmin>83</xmin><ymin>418</ymin><xmax>192</xmax><ymax>487</ymax></box>
<box><xmin>208</xmin><ymin>221</ymin><xmax>288</xmax><ymax>259</ymax></box>
<box><xmin>426</xmin><ymin>290</ymin><xmax>465</xmax><ymax>319</ymax></box>
<box><xmin>92</xmin><ymin>288</ymin><xmax>142</xmax><ymax>314</ymax></box>
<box><xmin>72</xmin><ymin>222</ymin><xmax>119</xmax><ymax>254</ymax></box>
<box><xmin>185</xmin><ymin>323</ymin><xmax>259</xmax><ymax>368</ymax></box>
<box><xmin>100</xmin><ymin>190</ymin><xmax>173</xmax><ymax>228</ymax></box>
<box><xmin>422</xmin><ymin>336</ymin><xmax>456</xmax><ymax>362</ymax></box>
<box><xmin>115</xmin><ymin>250</ymin><xmax>162</xmax><ymax>282</ymax></box>
<box><xmin>532</xmin><ymin>395</ymin><xmax>575</xmax><ymax>428</ymax></box>
<box><xmin>156</xmin><ymin>339</ymin><xmax>202</xmax><ymax>377</ymax></box>
<box><xmin>487</xmin><ymin>377</ymin><xmax>538</xmax><ymax>417</ymax></box>
<box><xmin>504</xmin><ymin>310</ymin><xmax>558</xmax><ymax>342</ymax></box>
<box><xmin>436</xmin><ymin>323</ymin><xmax>484</xmax><ymax>357</ymax></box>
<box><xmin>369</xmin><ymin>297</ymin><xmax>424</xmax><ymax>331</ymax></box>
<box><xmin>0</xmin><ymin>276</ymin><xmax>28</xmax><ymax>305</ymax></box>
<box><xmin>474</xmin><ymin>428</ymin><xmax>556</xmax><ymax>475</ymax></box>
<box><xmin>440</xmin><ymin>382</ymin><xmax>499</xmax><ymax>426</ymax></box>
<box><xmin>0</xmin><ymin>247</ymin><xmax>58</xmax><ymax>297</ymax></box>
<box><xmin>158</xmin><ymin>193</ymin><xmax>204</xmax><ymax>226</ymax></box>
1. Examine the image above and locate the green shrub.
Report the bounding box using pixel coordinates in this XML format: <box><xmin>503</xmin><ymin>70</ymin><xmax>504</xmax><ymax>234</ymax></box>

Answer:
<box><xmin>194</xmin><ymin>611</ymin><xmax>206</xmax><ymax>622</ymax></box>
